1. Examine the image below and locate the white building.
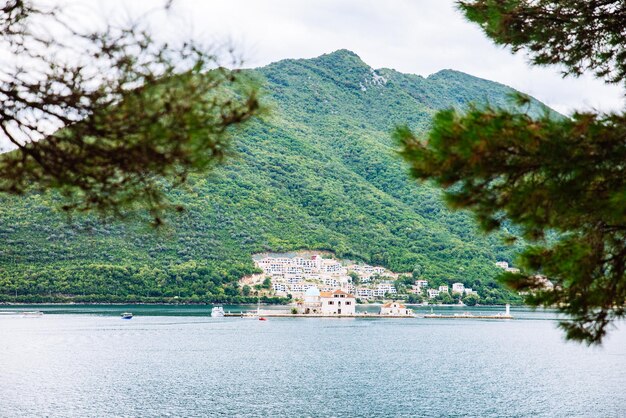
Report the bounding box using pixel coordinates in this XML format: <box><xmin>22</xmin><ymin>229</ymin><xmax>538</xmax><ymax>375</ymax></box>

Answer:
<box><xmin>320</xmin><ymin>259</ymin><xmax>343</xmax><ymax>275</ymax></box>
<box><xmin>372</xmin><ymin>267</ymin><xmax>386</xmax><ymax>275</ymax></box>
<box><xmin>495</xmin><ymin>261</ymin><xmax>509</xmax><ymax>269</ymax></box>
<box><xmin>427</xmin><ymin>289</ymin><xmax>440</xmax><ymax>299</ymax></box>
<box><xmin>297</xmin><ymin>287</ymin><xmax>356</xmax><ymax>315</ymax></box>
<box><xmin>359</xmin><ymin>275</ymin><xmax>373</xmax><ymax>284</ymax></box>
<box><xmin>376</xmin><ymin>283</ymin><xmax>397</xmax><ymax>296</ymax></box>
<box><xmin>409</xmin><ymin>285</ymin><xmax>423</xmax><ymax>294</ymax></box>
<box><xmin>415</xmin><ymin>280</ymin><xmax>428</xmax><ymax>288</ymax></box>
<box><xmin>438</xmin><ymin>285</ymin><xmax>449</xmax><ymax>293</ymax></box>
<box><xmin>320</xmin><ymin>290</ymin><xmax>356</xmax><ymax>315</ymax></box>
<box><xmin>272</xmin><ymin>283</ymin><xmax>288</xmax><ymax>293</ymax></box>
<box><xmin>452</xmin><ymin>283</ymin><xmax>465</xmax><ymax>294</ymax></box>
<box><xmin>290</xmin><ymin>282</ymin><xmax>317</xmax><ymax>294</ymax></box>
<box><xmin>323</xmin><ymin>277</ymin><xmax>340</xmax><ymax>287</ymax></box>
<box><xmin>380</xmin><ymin>301</ymin><xmax>414</xmax><ymax>317</ymax></box>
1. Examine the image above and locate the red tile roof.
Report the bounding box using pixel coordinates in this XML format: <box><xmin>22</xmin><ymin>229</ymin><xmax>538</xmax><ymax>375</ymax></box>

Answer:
<box><xmin>382</xmin><ymin>302</ymin><xmax>406</xmax><ymax>308</ymax></box>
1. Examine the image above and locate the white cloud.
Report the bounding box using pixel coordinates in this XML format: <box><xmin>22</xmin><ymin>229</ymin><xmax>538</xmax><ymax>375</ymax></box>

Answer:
<box><xmin>4</xmin><ymin>0</ymin><xmax>625</xmax><ymax>149</ymax></box>
<box><xmin>163</xmin><ymin>0</ymin><xmax>624</xmax><ymax>115</ymax></box>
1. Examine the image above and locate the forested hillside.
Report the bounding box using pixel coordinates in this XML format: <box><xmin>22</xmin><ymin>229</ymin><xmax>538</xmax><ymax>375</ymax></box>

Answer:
<box><xmin>0</xmin><ymin>50</ymin><xmax>551</xmax><ymax>303</ymax></box>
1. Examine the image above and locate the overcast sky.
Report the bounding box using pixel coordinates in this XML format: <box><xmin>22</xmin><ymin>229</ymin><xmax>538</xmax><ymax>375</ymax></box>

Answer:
<box><xmin>106</xmin><ymin>0</ymin><xmax>625</xmax><ymax>116</ymax></box>
<box><xmin>39</xmin><ymin>0</ymin><xmax>626</xmax><ymax>116</ymax></box>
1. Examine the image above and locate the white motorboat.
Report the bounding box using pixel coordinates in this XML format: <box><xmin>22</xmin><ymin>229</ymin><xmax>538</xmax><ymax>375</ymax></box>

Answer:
<box><xmin>211</xmin><ymin>306</ymin><xmax>225</xmax><ymax>317</ymax></box>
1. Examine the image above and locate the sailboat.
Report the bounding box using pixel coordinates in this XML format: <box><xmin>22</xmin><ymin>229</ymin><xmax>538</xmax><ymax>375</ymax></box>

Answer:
<box><xmin>257</xmin><ymin>297</ymin><xmax>268</xmax><ymax>320</ymax></box>
<box><xmin>242</xmin><ymin>298</ymin><xmax>267</xmax><ymax>320</ymax></box>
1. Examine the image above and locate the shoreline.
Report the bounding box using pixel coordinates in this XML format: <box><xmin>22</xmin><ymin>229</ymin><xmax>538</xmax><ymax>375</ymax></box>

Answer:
<box><xmin>0</xmin><ymin>301</ymin><xmax>521</xmax><ymax>308</ymax></box>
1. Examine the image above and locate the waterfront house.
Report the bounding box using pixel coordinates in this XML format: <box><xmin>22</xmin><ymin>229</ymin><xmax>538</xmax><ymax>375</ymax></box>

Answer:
<box><xmin>297</xmin><ymin>287</ymin><xmax>356</xmax><ymax>315</ymax></box>
<box><xmin>320</xmin><ymin>290</ymin><xmax>356</xmax><ymax>315</ymax></box>
<box><xmin>379</xmin><ymin>302</ymin><xmax>414</xmax><ymax>317</ymax></box>
<box><xmin>438</xmin><ymin>285</ymin><xmax>449</xmax><ymax>293</ymax></box>
<box><xmin>299</xmin><ymin>286</ymin><xmax>322</xmax><ymax>314</ymax></box>
<box><xmin>427</xmin><ymin>289</ymin><xmax>440</xmax><ymax>299</ymax></box>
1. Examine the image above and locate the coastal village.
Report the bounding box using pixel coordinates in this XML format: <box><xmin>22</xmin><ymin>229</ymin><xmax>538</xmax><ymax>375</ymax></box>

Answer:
<box><xmin>242</xmin><ymin>253</ymin><xmax>482</xmax><ymax>307</ymax></box>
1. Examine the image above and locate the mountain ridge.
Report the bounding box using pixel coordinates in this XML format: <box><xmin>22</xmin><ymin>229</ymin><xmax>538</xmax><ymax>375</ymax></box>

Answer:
<box><xmin>0</xmin><ymin>50</ymin><xmax>542</xmax><ymax>303</ymax></box>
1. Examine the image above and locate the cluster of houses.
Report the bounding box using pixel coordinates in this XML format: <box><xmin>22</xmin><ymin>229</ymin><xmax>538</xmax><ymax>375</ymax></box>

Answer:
<box><xmin>418</xmin><ymin>283</ymin><xmax>478</xmax><ymax>299</ymax></box>
<box><xmin>252</xmin><ymin>254</ymin><xmax>400</xmax><ymax>300</ymax></box>
<box><xmin>247</xmin><ymin>253</ymin><xmax>481</xmax><ymax>302</ymax></box>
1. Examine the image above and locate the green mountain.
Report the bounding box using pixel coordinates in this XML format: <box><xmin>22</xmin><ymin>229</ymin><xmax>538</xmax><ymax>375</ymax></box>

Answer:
<box><xmin>0</xmin><ymin>50</ymin><xmax>549</xmax><ymax>304</ymax></box>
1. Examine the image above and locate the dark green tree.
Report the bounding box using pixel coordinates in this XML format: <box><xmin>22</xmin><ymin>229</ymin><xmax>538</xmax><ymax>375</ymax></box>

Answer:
<box><xmin>396</xmin><ymin>0</ymin><xmax>626</xmax><ymax>344</ymax></box>
<box><xmin>407</xmin><ymin>293</ymin><xmax>423</xmax><ymax>304</ymax></box>
<box><xmin>412</xmin><ymin>265</ymin><xmax>422</xmax><ymax>279</ymax></box>
<box><xmin>242</xmin><ymin>285</ymin><xmax>251</xmax><ymax>296</ymax></box>
<box><xmin>348</xmin><ymin>271</ymin><xmax>360</xmax><ymax>285</ymax></box>
<box><xmin>438</xmin><ymin>292</ymin><xmax>454</xmax><ymax>305</ymax></box>
<box><xmin>462</xmin><ymin>293</ymin><xmax>480</xmax><ymax>307</ymax></box>
<box><xmin>0</xmin><ymin>0</ymin><xmax>260</xmax><ymax>222</ymax></box>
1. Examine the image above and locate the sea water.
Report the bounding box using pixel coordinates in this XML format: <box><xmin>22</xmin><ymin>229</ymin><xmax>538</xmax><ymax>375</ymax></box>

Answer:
<box><xmin>0</xmin><ymin>305</ymin><xmax>624</xmax><ymax>417</ymax></box>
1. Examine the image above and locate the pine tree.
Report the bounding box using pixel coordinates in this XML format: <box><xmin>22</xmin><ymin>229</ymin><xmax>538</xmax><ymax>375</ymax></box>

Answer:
<box><xmin>397</xmin><ymin>0</ymin><xmax>626</xmax><ymax>344</ymax></box>
<box><xmin>0</xmin><ymin>1</ymin><xmax>260</xmax><ymax>223</ymax></box>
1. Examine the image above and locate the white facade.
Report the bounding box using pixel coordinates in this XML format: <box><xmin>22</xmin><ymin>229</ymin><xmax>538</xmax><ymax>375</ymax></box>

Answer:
<box><xmin>297</xmin><ymin>287</ymin><xmax>356</xmax><ymax>315</ymax></box>
<box><xmin>409</xmin><ymin>286</ymin><xmax>423</xmax><ymax>294</ymax></box>
<box><xmin>427</xmin><ymin>289</ymin><xmax>440</xmax><ymax>299</ymax></box>
<box><xmin>438</xmin><ymin>285</ymin><xmax>449</xmax><ymax>293</ymax></box>
<box><xmin>254</xmin><ymin>254</ymin><xmax>401</xmax><ymax>300</ymax></box>
<box><xmin>495</xmin><ymin>261</ymin><xmax>509</xmax><ymax>269</ymax></box>
<box><xmin>290</xmin><ymin>282</ymin><xmax>317</xmax><ymax>293</ymax></box>
<box><xmin>415</xmin><ymin>280</ymin><xmax>428</xmax><ymax>288</ymax></box>
<box><xmin>320</xmin><ymin>290</ymin><xmax>356</xmax><ymax>315</ymax></box>
<box><xmin>452</xmin><ymin>283</ymin><xmax>465</xmax><ymax>294</ymax></box>
<box><xmin>323</xmin><ymin>277</ymin><xmax>340</xmax><ymax>287</ymax></box>
<box><xmin>380</xmin><ymin>302</ymin><xmax>414</xmax><ymax>316</ymax></box>
<box><xmin>356</xmin><ymin>288</ymin><xmax>374</xmax><ymax>298</ymax></box>
<box><xmin>375</xmin><ymin>283</ymin><xmax>397</xmax><ymax>296</ymax></box>
<box><xmin>272</xmin><ymin>283</ymin><xmax>288</xmax><ymax>293</ymax></box>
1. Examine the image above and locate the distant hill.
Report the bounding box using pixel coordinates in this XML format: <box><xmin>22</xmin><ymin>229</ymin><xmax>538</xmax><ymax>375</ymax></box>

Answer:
<box><xmin>0</xmin><ymin>49</ymin><xmax>551</xmax><ymax>303</ymax></box>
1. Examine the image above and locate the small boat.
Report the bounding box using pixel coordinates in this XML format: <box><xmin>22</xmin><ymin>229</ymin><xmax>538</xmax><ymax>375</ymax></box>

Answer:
<box><xmin>211</xmin><ymin>306</ymin><xmax>225</xmax><ymax>317</ymax></box>
<box><xmin>121</xmin><ymin>312</ymin><xmax>133</xmax><ymax>319</ymax></box>
<box><xmin>259</xmin><ymin>317</ymin><xmax>267</xmax><ymax>321</ymax></box>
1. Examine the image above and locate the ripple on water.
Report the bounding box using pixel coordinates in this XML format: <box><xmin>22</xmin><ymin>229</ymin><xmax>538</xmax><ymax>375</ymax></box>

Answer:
<box><xmin>0</xmin><ymin>309</ymin><xmax>624</xmax><ymax>417</ymax></box>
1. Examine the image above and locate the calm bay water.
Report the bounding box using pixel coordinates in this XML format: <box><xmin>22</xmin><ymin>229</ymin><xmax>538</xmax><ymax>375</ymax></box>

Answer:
<box><xmin>1</xmin><ymin>305</ymin><xmax>624</xmax><ymax>417</ymax></box>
